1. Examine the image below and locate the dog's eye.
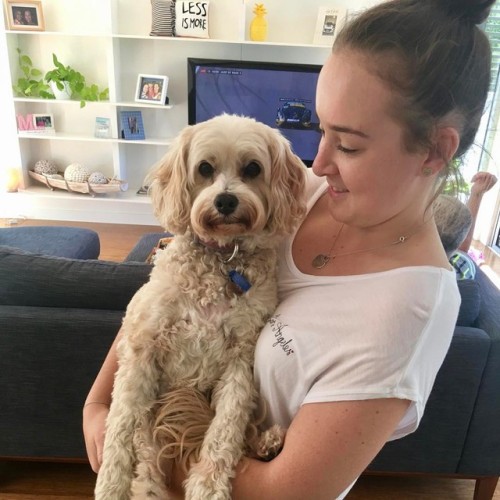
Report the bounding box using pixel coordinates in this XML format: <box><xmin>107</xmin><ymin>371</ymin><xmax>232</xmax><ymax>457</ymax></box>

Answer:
<box><xmin>198</xmin><ymin>162</ymin><xmax>215</xmax><ymax>178</ymax></box>
<box><xmin>242</xmin><ymin>162</ymin><xmax>261</xmax><ymax>179</ymax></box>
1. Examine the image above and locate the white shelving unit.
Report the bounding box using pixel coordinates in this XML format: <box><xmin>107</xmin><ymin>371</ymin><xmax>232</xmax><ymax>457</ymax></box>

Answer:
<box><xmin>0</xmin><ymin>0</ymin><xmax>373</xmax><ymax>225</ymax></box>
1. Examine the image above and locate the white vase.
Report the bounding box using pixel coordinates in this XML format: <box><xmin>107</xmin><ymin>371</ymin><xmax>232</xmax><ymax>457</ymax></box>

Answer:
<box><xmin>50</xmin><ymin>81</ymin><xmax>72</xmax><ymax>100</ymax></box>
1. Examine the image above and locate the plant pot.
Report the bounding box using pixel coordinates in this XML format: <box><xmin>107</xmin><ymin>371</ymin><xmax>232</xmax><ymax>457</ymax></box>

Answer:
<box><xmin>50</xmin><ymin>81</ymin><xmax>72</xmax><ymax>100</ymax></box>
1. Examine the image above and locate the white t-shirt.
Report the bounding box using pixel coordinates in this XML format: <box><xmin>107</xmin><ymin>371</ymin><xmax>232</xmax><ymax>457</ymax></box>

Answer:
<box><xmin>253</xmin><ymin>175</ymin><xmax>461</xmax><ymax>498</ymax></box>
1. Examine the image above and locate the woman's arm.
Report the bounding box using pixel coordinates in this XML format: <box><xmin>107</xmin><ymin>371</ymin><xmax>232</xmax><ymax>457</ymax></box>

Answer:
<box><xmin>459</xmin><ymin>172</ymin><xmax>497</xmax><ymax>252</ymax></box>
<box><xmin>82</xmin><ymin>328</ymin><xmax>122</xmax><ymax>473</ymax></box>
<box><xmin>83</xmin><ymin>329</ymin><xmax>410</xmax><ymax>498</ymax></box>
<box><xmin>231</xmin><ymin>398</ymin><xmax>410</xmax><ymax>500</ymax></box>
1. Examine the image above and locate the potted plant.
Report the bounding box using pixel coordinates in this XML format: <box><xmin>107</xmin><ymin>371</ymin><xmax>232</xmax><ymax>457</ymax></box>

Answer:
<box><xmin>44</xmin><ymin>53</ymin><xmax>109</xmax><ymax>107</ymax></box>
<box><xmin>12</xmin><ymin>48</ymin><xmax>52</xmax><ymax>98</ymax></box>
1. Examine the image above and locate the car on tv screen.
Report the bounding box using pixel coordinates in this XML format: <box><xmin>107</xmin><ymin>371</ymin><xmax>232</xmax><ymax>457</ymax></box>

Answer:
<box><xmin>276</xmin><ymin>101</ymin><xmax>312</xmax><ymax>129</ymax></box>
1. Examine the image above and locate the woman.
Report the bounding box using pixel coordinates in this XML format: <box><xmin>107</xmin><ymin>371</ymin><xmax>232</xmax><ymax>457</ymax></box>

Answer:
<box><xmin>83</xmin><ymin>0</ymin><xmax>494</xmax><ymax>497</ymax></box>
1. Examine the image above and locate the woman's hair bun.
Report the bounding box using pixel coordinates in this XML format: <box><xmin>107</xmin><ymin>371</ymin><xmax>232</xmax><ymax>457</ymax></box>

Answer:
<box><xmin>437</xmin><ymin>0</ymin><xmax>495</xmax><ymax>25</ymax></box>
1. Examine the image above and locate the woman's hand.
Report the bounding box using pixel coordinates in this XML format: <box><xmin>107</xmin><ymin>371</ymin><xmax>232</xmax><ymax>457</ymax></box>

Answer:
<box><xmin>470</xmin><ymin>171</ymin><xmax>497</xmax><ymax>197</ymax></box>
<box><xmin>82</xmin><ymin>402</ymin><xmax>109</xmax><ymax>473</ymax></box>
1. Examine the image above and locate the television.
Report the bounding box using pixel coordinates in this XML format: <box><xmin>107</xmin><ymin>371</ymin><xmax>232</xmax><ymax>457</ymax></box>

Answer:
<box><xmin>187</xmin><ymin>58</ymin><xmax>322</xmax><ymax>167</ymax></box>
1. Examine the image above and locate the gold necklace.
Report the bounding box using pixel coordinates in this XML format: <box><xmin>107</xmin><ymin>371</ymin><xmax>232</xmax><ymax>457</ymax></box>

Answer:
<box><xmin>311</xmin><ymin>222</ymin><xmax>423</xmax><ymax>269</ymax></box>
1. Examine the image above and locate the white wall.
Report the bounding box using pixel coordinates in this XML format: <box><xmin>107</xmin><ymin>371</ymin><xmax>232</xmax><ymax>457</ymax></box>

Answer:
<box><xmin>0</xmin><ymin>5</ymin><xmax>22</xmax><ymax>187</ymax></box>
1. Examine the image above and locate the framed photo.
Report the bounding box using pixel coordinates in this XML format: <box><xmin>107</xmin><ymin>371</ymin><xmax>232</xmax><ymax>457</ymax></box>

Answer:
<box><xmin>135</xmin><ymin>74</ymin><xmax>169</xmax><ymax>105</ymax></box>
<box><xmin>120</xmin><ymin>111</ymin><xmax>145</xmax><ymax>140</ymax></box>
<box><xmin>5</xmin><ymin>0</ymin><xmax>45</xmax><ymax>31</ymax></box>
<box><xmin>32</xmin><ymin>113</ymin><xmax>55</xmax><ymax>133</ymax></box>
<box><xmin>312</xmin><ymin>6</ymin><xmax>346</xmax><ymax>46</ymax></box>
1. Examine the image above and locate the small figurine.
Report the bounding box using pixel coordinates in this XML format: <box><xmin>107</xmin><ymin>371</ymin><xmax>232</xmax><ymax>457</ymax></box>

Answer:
<box><xmin>250</xmin><ymin>3</ymin><xmax>268</xmax><ymax>41</ymax></box>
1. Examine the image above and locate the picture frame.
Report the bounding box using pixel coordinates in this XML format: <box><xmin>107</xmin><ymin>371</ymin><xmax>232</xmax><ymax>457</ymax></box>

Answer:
<box><xmin>312</xmin><ymin>6</ymin><xmax>346</xmax><ymax>46</ymax></box>
<box><xmin>119</xmin><ymin>111</ymin><xmax>145</xmax><ymax>140</ymax></box>
<box><xmin>5</xmin><ymin>0</ymin><xmax>45</xmax><ymax>31</ymax></box>
<box><xmin>32</xmin><ymin>113</ymin><xmax>55</xmax><ymax>133</ymax></box>
<box><xmin>135</xmin><ymin>74</ymin><xmax>169</xmax><ymax>105</ymax></box>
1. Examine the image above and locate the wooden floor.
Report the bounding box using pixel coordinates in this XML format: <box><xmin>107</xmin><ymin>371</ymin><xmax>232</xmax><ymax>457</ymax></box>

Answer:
<box><xmin>0</xmin><ymin>461</ymin><xmax>499</xmax><ymax>499</ymax></box>
<box><xmin>0</xmin><ymin>218</ymin><xmax>499</xmax><ymax>499</ymax></box>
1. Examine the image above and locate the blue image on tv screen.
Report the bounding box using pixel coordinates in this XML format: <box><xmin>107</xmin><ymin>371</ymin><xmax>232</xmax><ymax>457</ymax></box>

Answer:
<box><xmin>188</xmin><ymin>58</ymin><xmax>322</xmax><ymax>167</ymax></box>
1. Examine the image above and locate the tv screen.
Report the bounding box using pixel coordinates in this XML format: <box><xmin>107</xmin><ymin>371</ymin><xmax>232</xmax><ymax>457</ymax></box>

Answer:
<box><xmin>187</xmin><ymin>58</ymin><xmax>322</xmax><ymax>167</ymax></box>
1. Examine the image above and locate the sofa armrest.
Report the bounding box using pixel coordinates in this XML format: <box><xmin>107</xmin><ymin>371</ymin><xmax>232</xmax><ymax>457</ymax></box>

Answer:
<box><xmin>369</xmin><ymin>326</ymin><xmax>490</xmax><ymax>474</ymax></box>
<box><xmin>474</xmin><ymin>266</ymin><xmax>500</xmax><ymax>341</ymax></box>
<box><xmin>0</xmin><ymin>305</ymin><xmax>122</xmax><ymax>459</ymax></box>
<box><xmin>457</xmin><ymin>266</ymin><xmax>500</xmax><ymax>475</ymax></box>
<box><xmin>0</xmin><ymin>245</ymin><xmax>151</xmax><ymax>311</ymax></box>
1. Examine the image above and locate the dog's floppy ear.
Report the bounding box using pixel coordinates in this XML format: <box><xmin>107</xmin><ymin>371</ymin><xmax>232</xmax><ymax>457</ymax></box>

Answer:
<box><xmin>268</xmin><ymin>132</ymin><xmax>307</xmax><ymax>236</ymax></box>
<box><xmin>147</xmin><ymin>126</ymin><xmax>194</xmax><ymax>234</ymax></box>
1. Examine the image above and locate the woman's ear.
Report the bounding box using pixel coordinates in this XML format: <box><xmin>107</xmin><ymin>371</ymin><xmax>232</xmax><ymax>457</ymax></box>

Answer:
<box><xmin>422</xmin><ymin>126</ymin><xmax>460</xmax><ymax>176</ymax></box>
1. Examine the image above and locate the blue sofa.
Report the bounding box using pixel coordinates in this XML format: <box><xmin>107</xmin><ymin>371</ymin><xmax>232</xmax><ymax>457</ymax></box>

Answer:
<box><xmin>0</xmin><ymin>234</ymin><xmax>498</xmax><ymax>499</ymax></box>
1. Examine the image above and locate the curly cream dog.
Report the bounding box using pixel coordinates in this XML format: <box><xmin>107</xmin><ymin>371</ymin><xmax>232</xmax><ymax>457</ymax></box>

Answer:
<box><xmin>94</xmin><ymin>114</ymin><xmax>306</xmax><ymax>499</ymax></box>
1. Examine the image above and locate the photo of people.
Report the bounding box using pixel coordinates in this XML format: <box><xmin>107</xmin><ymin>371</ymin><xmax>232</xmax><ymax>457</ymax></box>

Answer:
<box><xmin>135</xmin><ymin>74</ymin><xmax>169</xmax><ymax>105</ymax></box>
<box><xmin>34</xmin><ymin>115</ymin><xmax>52</xmax><ymax>128</ymax></box>
<box><xmin>32</xmin><ymin>114</ymin><xmax>55</xmax><ymax>133</ymax></box>
<box><xmin>12</xmin><ymin>8</ymin><xmax>24</xmax><ymax>24</ymax></box>
<box><xmin>139</xmin><ymin>79</ymin><xmax>162</xmax><ymax>101</ymax></box>
<box><xmin>7</xmin><ymin>1</ymin><xmax>44</xmax><ymax>31</ymax></box>
<box><xmin>22</xmin><ymin>7</ymin><xmax>38</xmax><ymax>25</ymax></box>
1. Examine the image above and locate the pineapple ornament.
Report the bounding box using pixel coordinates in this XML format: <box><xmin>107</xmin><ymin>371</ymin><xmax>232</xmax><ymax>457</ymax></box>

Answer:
<box><xmin>250</xmin><ymin>3</ymin><xmax>268</xmax><ymax>41</ymax></box>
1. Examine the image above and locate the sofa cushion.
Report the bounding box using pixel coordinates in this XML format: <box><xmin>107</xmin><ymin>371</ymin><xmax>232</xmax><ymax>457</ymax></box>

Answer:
<box><xmin>124</xmin><ymin>232</ymin><xmax>172</xmax><ymax>262</ymax></box>
<box><xmin>456</xmin><ymin>278</ymin><xmax>481</xmax><ymax>327</ymax></box>
<box><xmin>0</xmin><ymin>245</ymin><xmax>151</xmax><ymax>311</ymax></box>
<box><xmin>0</xmin><ymin>226</ymin><xmax>100</xmax><ymax>259</ymax></box>
<box><xmin>150</xmin><ymin>0</ymin><xmax>175</xmax><ymax>36</ymax></box>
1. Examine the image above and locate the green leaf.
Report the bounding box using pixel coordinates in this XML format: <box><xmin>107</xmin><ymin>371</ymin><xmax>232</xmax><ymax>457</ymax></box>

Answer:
<box><xmin>20</xmin><ymin>55</ymin><xmax>32</xmax><ymax>66</ymax></box>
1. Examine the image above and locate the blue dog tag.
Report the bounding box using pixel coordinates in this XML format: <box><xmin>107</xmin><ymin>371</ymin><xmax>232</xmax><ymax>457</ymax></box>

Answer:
<box><xmin>228</xmin><ymin>270</ymin><xmax>251</xmax><ymax>293</ymax></box>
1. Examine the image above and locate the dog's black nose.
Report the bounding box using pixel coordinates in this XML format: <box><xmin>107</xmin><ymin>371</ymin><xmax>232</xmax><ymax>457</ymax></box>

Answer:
<box><xmin>215</xmin><ymin>193</ymin><xmax>239</xmax><ymax>215</ymax></box>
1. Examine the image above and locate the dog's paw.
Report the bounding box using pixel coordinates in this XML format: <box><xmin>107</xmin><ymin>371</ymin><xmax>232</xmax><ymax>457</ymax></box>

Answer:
<box><xmin>184</xmin><ymin>469</ymin><xmax>231</xmax><ymax>500</ymax></box>
<box><xmin>95</xmin><ymin>483</ymin><xmax>130</xmax><ymax>500</ymax></box>
<box><xmin>254</xmin><ymin>424</ymin><xmax>285</xmax><ymax>461</ymax></box>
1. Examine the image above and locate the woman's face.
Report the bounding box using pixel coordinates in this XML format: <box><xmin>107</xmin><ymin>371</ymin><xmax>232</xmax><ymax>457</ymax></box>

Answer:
<box><xmin>313</xmin><ymin>50</ymin><xmax>431</xmax><ymax>228</ymax></box>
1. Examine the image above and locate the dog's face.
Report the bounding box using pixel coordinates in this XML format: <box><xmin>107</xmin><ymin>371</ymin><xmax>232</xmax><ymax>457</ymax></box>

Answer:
<box><xmin>148</xmin><ymin>114</ymin><xmax>306</xmax><ymax>244</ymax></box>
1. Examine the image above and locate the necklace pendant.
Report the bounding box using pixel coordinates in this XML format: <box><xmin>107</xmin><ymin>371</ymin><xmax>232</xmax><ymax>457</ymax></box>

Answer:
<box><xmin>312</xmin><ymin>254</ymin><xmax>331</xmax><ymax>269</ymax></box>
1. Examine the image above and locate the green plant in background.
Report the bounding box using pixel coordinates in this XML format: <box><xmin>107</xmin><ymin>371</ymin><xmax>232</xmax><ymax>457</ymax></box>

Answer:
<box><xmin>12</xmin><ymin>48</ymin><xmax>52</xmax><ymax>98</ymax></box>
<box><xmin>442</xmin><ymin>158</ymin><xmax>470</xmax><ymax>197</ymax></box>
<box><xmin>12</xmin><ymin>50</ymin><xmax>109</xmax><ymax>108</ymax></box>
<box><xmin>45</xmin><ymin>53</ymin><xmax>109</xmax><ymax>108</ymax></box>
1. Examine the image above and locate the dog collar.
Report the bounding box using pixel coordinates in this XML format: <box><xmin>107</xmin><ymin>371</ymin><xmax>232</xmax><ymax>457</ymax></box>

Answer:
<box><xmin>193</xmin><ymin>236</ymin><xmax>251</xmax><ymax>294</ymax></box>
<box><xmin>194</xmin><ymin>236</ymin><xmax>239</xmax><ymax>264</ymax></box>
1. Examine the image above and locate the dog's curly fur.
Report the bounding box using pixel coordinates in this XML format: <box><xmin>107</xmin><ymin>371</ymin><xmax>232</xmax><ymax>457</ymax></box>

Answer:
<box><xmin>94</xmin><ymin>114</ymin><xmax>306</xmax><ymax>500</ymax></box>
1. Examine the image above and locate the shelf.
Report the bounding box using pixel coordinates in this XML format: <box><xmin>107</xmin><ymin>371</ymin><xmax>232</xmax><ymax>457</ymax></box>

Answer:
<box><xmin>0</xmin><ymin>187</ymin><xmax>158</xmax><ymax>225</ymax></box>
<box><xmin>115</xmin><ymin>101</ymin><xmax>173</xmax><ymax>109</ymax></box>
<box><xmin>6</xmin><ymin>30</ymin><xmax>330</xmax><ymax>48</ymax></box>
<box><xmin>17</xmin><ymin>185</ymin><xmax>153</xmax><ymax>204</ymax></box>
<box><xmin>5</xmin><ymin>30</ymin><xmax>109</xmax><ymax>37</ymax></box>
<box><xmin>18</xmin><ymin>131</ymin><xmax>173</xmax><ymax>146</ymax></box>
<box><xmin>14</xmin><ymin>97</ymin><xmax>174</xmax><ymax>109</ymax></box>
